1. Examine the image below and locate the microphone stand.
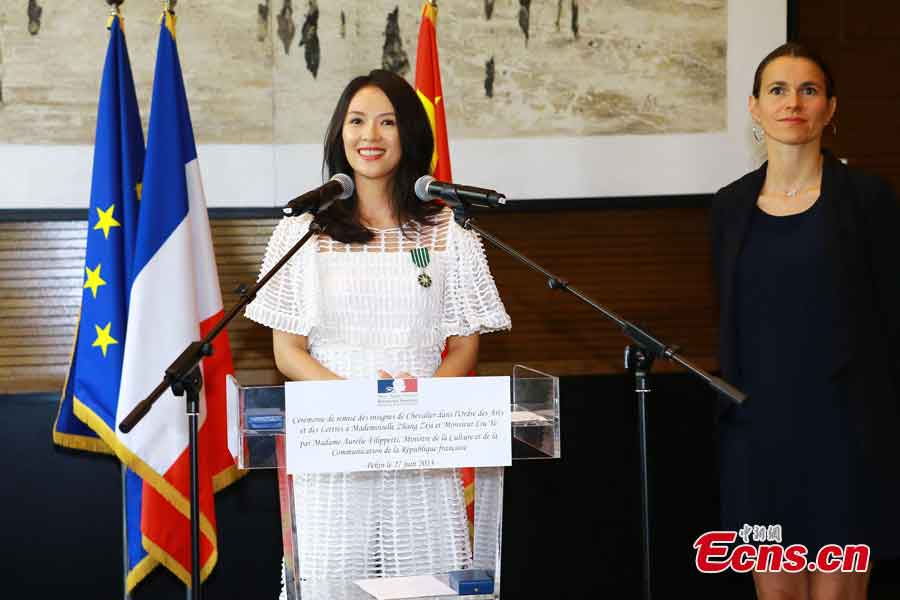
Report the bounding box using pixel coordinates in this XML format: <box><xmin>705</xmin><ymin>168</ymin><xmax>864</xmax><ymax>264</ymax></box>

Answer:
<box><xmin>447</xmin><ymin>202</ymin><xmax>745</xmax><ymax>600</ymax></box>
<box><xmin>118</xmin><ymin>207</ymin><xmax>328</xmax><ymax>600</ymax></box>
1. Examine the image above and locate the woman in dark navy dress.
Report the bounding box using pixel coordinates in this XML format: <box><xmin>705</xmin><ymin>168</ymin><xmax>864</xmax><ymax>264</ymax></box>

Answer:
<box><xmin>711</xmin><ymin>43</ymin><xmax>900</xmax><ymax>599</ymax></box>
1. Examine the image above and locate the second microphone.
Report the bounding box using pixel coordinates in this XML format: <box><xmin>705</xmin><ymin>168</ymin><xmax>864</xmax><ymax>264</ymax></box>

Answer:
<box><xmin>414</xmin><ymin>175</ymin><xmax>507</xmax><ymax>209</ymax></box>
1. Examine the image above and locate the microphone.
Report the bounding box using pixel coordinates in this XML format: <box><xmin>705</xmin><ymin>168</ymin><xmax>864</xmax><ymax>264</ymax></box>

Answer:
<box><xmin>283</xmin><ymin>173</ymin><xmax>354</xmax><ymax>215</ymax></box>
<box><xmin>414</xmin><ymin>175</ymin><xmax>506</xmax><ymax>209</ymax></box>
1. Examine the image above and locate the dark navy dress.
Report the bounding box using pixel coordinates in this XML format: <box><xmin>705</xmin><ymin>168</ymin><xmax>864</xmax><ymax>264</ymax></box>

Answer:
<box><xmin>719</xmin><ymin>198</ymin><xmax>861</xmax><ymax>553</ymax></box>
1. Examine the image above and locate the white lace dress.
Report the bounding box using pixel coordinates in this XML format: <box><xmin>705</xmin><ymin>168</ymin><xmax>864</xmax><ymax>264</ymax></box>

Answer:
<box><xmin>245</xmin><ymin>207</ymin><xmax>511</xmax><ymax>600</ymax></box>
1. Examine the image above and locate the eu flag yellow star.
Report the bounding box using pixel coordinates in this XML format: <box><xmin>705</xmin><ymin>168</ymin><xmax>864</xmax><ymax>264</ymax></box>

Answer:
<box><xmin>94</xmin><ymin>204</ymin><xmax>121</xmax><ymax>239</ymax></box>
<box><xmin>83</xmin><ymin>264</ymin><xmax>107</xmax><ymax>299</ymax></box>
<box><xmin>92</xmin><ymin>322</ymin><xmax>119</xmax><ymax>357</ymax></box>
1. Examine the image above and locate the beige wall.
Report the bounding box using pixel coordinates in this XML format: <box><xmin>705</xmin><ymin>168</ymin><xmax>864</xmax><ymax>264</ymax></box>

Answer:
<box><xmin>0</xmin><ymin>0</ymin><xmax>725</xmax><ymax>147</ymax></box>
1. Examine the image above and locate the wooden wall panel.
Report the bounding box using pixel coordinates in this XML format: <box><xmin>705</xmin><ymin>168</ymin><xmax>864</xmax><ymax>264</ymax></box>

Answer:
<box><xmin>0</xmin><ymin>222</ymin><xmax>84</xmax><ymax>393</ymax></box>
<box><xmin>0</xmin><ymin>207</ymin><xmax>717</xmax><ymax>394</ymax></box>
<box><xmin>796</xmin><ymin>0</ymin><xmax>900</xmax><ymax>191</ymax></box>
<box><xmin>474</xmin><ymin>208</ymin><xmax>717</xmax><ymax>376</ymax></box>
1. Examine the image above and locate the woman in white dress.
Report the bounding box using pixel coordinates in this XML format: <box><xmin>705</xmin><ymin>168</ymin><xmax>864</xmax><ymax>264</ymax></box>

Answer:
<box><xmin>245</xmin><ymin>69</ymin><xmax>511</xmax><ymax>599</ymax></box>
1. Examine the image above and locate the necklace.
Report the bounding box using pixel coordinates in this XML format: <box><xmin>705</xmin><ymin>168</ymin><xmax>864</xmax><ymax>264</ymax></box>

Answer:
<box><xmin>767</xmin><ymin>158</ymin><xmax>823</xmax><ymax>199</ymax></box>
<box><xmin>783</xmin><ymin>185</ymin><xmax>820</xmax><ymax>198</ymax></box>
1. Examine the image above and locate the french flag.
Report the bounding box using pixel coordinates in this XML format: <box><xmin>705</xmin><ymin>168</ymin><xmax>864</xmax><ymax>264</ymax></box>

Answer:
<box><xmin>116</xmin><ymin>13</ymin><xmax>239</xmax><ymax>585</ymax></box>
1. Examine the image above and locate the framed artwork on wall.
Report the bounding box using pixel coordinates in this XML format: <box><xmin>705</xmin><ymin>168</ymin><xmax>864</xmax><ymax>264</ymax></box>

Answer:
<box><xmin>0</xmin><ymin>0</ymin><xmax>787</xmax><ymax>209</ymax></box>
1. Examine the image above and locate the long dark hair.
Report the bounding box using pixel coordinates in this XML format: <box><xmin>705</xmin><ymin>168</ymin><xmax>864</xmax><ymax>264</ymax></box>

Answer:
<box><xmin>316</xmin><ymin>69</ymin><xmax>441</xmax><ymax>243</ymax></box>
<box><xmin>752</xmin><ymin>42</ymin><xmax>836</xmax><ymax>99</ymax></box>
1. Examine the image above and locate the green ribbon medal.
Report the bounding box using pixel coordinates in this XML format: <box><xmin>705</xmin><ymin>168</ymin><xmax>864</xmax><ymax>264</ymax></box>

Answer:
<box><xmin>410</xmin><ymin>247</ymin><xmax>432</xmax><ymax>288</ymax></box>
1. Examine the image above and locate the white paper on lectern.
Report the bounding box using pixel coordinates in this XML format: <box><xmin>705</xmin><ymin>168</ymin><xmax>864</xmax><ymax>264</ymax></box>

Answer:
<box><xmin>353</xmin><ymin>575</ymin><xmax>457</xmax><ymax>599</ymax></box>
<box><xmin>285</xmin><ymin>376</ymin><xmax>511</xmax><ymax>474</ymax></box>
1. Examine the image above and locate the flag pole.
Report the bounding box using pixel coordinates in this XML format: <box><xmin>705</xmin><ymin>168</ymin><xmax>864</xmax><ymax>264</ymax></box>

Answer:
<box><xmin>121</xmin><ymin>464</ymin><xmax>133</xmax><ymax>600</ymax></box>
<box><xmin>102</xmin><ymin>3</ymin><xmax>135</xmax><ymax>598</ymax></box>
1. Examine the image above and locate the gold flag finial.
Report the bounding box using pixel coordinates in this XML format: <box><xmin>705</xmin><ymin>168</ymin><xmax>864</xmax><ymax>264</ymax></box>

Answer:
<box><xmin>106</xmin><ymin>0</ymin><xmax>124</xmax><ymax>29</ymax></box>
<box><xmin>106</xmin><ymin>0</ymin><xmax>124</xmax><ymax>16</ymax></box>
<box><xmin>160</xmin><ymin>0</ymin><xmax>177</xmax><ymax>35</ymax></box>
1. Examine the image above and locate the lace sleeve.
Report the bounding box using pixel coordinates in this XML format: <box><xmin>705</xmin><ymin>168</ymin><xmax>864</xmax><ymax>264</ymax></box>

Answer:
<box><xmin>442</xmin><ymin>220</ymin><xmax>512</xmax><ymax>338</ymax></box>
<box><xmin>244</xmin><ymin>215</ymin><xmax>319</xmax><ymax>335</ymax></box>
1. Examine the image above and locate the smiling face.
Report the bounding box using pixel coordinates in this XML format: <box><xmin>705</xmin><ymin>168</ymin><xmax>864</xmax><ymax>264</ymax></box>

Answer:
<box><xmin>342</xmin><ymin>85</ymin><xmax>403</xmax><ymax>186</ymax></box>
<box><xmin>750</xmin><ymin>56</ymin><xmax>837</xmax><ymax>148</ymax></box>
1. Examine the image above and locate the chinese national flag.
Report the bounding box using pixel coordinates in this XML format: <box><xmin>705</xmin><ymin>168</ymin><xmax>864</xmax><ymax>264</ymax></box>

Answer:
<box><xmin>415</xmin><ymin>1</ymin><xmax>452</xmax><ymax>181</ymax></box>
<box><xmin>415</xmin><ymin>0</ymin><xmax>476</xmax><ymax>535</ymax></box>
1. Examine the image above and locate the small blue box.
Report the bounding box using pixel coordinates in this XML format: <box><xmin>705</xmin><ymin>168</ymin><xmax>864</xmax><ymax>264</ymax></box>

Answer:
<box><xmin>246</xmin><ymin>414</ymin><xmax>284</xmax><ymax>430</ymax></box>
<box><xmin>448</xmin><ymin>569</ymin><xmax>494</xmax><ymax>595</ymax></box>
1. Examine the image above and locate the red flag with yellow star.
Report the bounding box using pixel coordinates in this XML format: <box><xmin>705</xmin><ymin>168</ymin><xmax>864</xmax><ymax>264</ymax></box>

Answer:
<box><xmin>415</xmin><ymin>1</ymin><xmax>452</xmax><ymax>181</ymax></box>
<box><xmin>415</xmin><ymin>0</ymin><xmax>476</xmax><ymax>536</ymax></box>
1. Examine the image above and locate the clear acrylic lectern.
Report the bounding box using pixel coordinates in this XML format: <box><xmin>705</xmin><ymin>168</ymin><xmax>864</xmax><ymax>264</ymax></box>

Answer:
<box><xmin>226</xmin><ymin>365</ymin><xmax>560</xmax><ymax>600</ymax></box>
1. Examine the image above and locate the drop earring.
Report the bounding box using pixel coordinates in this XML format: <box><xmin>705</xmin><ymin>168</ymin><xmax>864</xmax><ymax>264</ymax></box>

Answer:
<box><xmin>752</xmin><ymin>125</ymin><xmax>765</xmax><ymax>144</ymax></box>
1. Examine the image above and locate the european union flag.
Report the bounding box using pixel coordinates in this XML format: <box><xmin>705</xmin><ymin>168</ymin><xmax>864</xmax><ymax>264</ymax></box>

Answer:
<box><xmin>52</xmin><ymin>13</ymin><xmax>155</xmax><ymax>590</ymax></box>
<box><xmin>54</xmin><ymin>13</ymin><xmax>142</xmax><ymax>454</ymax></box>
